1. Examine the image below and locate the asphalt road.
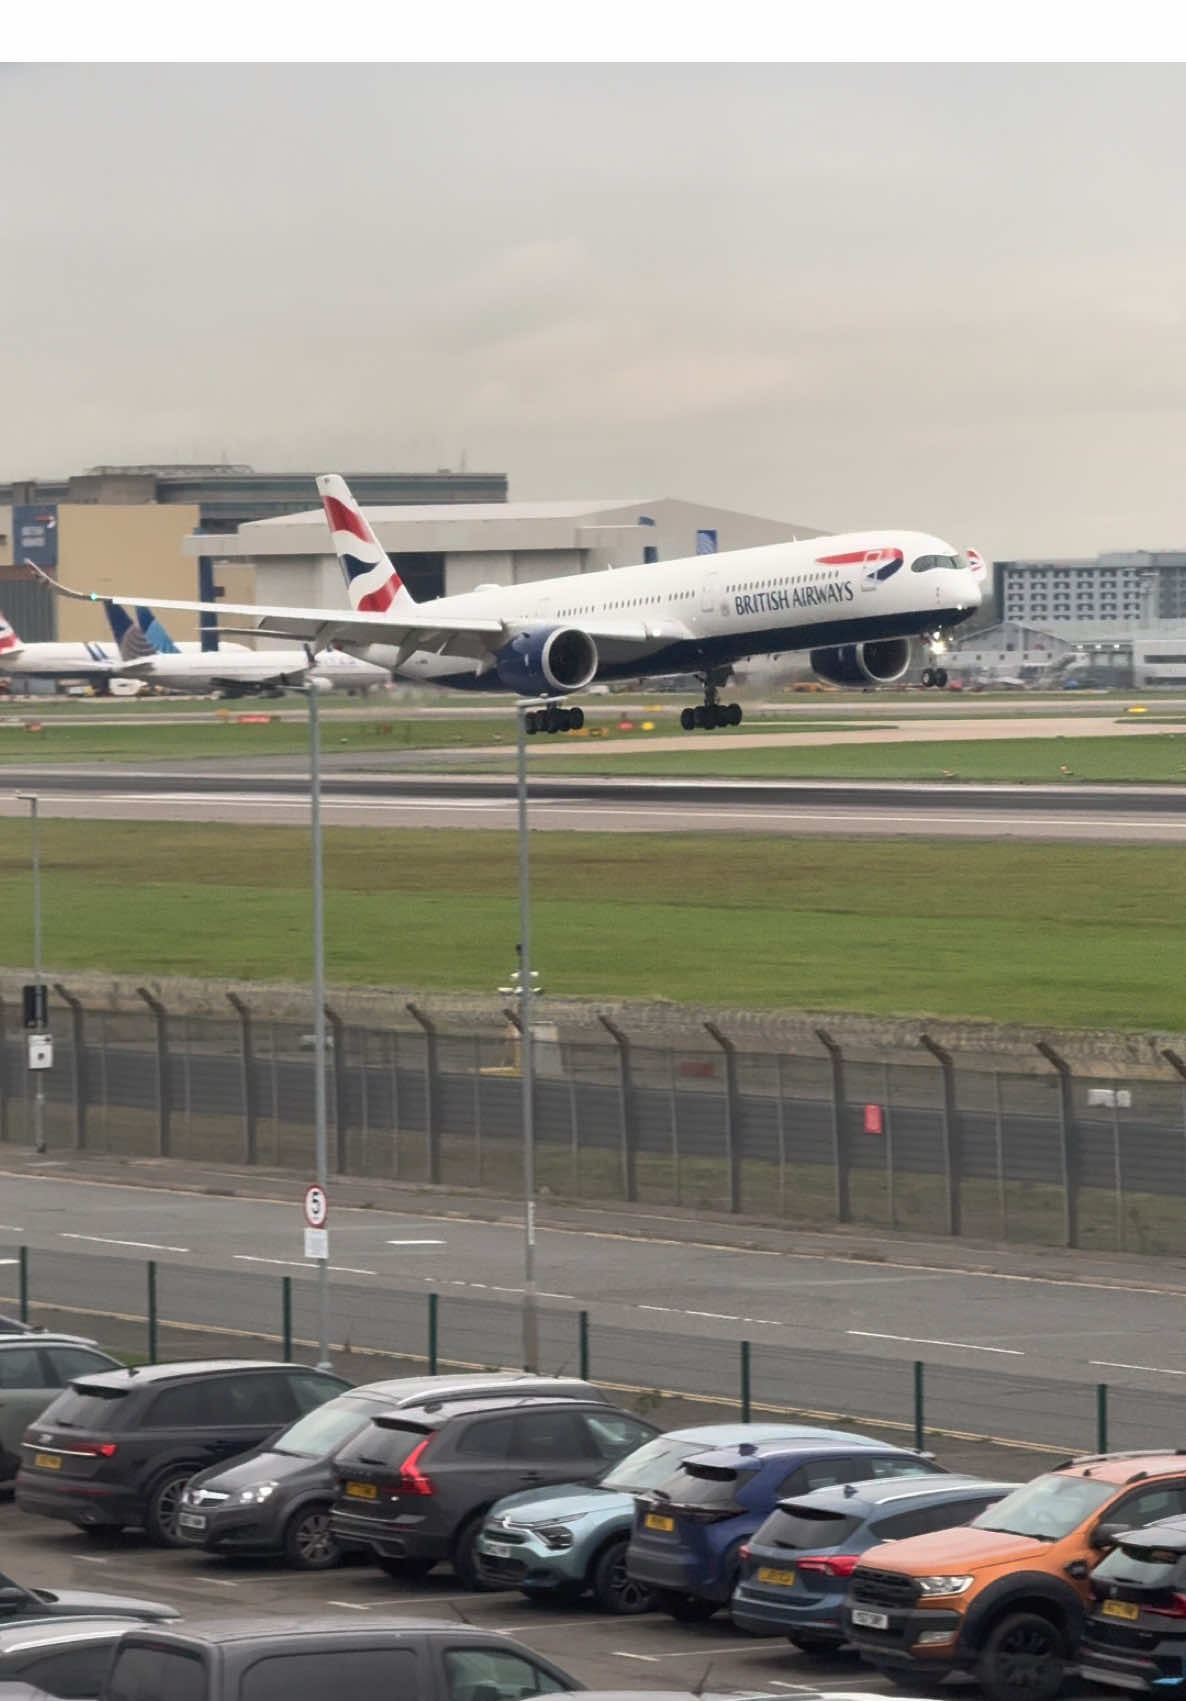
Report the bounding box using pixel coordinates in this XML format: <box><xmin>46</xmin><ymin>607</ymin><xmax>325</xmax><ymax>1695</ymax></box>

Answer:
<box><xmin>0</xmin><ymin>1501</ymin><xmax>1105</xmax><ymax>1699</ymax></box>
<box><xmin>4</xmin><ymin>1166</ymin><xmax>1186</xmax><ymax>1452</ymax></box>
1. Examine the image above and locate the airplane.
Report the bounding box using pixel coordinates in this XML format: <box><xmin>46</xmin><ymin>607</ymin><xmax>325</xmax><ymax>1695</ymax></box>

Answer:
<box><xmin>0</xmin><ymin>608</ymin><xmax>124</xmax><ymax>690</ymax></box>
<box><xmin>104</xmin><ymin>601</ymin><xmax>391</xmax><ymax>698</ymax></box>
<box><xmin>32</xmin><ymin>476</ymin><xmax>983</xmax><ymax>733</ymax></box>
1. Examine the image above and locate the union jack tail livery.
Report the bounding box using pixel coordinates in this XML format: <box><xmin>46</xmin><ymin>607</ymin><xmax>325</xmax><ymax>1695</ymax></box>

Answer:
<box><xmin>317</xmin><ymin>474</ymin><xmax>418</xmax><ymax>616</ymax></box>
<box><xmin>0</xmin><ymin>613</ymin><xmax>22</xmax><ymax>656</ymax></box>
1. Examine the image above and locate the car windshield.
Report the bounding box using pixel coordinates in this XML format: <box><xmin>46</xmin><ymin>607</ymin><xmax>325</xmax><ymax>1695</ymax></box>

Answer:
<box><xmin>600</xmin><ymin>1436</ymin><xmax>705</xmax><ymax>1493</ymax></box>
<box><xmin>273</xmin><ymin>1396</ymin><xmax>379</xmax><ymax>1459</ymax></box>
<box><xmin>972</xmin><ymin>1474</ymin><xmax>1115</xmax><ymax>1540</ymax></box>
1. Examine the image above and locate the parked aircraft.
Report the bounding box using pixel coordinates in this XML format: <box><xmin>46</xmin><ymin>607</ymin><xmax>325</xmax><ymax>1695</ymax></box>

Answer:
<box><xmin>0</xmin><ymin>610</ymin><xmax>122</xmax><ymax>689</ymax></box>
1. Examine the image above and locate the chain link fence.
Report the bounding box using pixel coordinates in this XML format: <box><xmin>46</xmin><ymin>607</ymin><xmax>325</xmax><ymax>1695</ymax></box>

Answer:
<box><xmin>4</xmin><ymin>989</ymin><xmax>1186</xmax><ymax>1254</ymax></box>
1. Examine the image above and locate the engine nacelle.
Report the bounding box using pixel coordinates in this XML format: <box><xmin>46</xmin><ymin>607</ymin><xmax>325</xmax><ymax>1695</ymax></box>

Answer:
<box><xmin>495</xmin><ymin>626</ymin><xmax>599</xmax><ymax>696</ymax></box>
<box><xmin>810</xmin><ymin>637</ymin><xmax>912</xmax><ymax>687</ymax></box>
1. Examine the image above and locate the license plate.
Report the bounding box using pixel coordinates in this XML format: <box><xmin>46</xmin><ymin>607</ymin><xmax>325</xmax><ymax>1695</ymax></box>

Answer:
<box><xmin>483</xmin><ymin>1541</ymin><xmax>513</xmax><ymax>1559</ymax></box>
<box><xmin>1102</xmin><ymin>1599</ymin><xmax>1140</xmax><ymax>1621</ymax></box>
<box><xmin>178</xmin><ymin>1512</ymin><xmax>207</xmax><ymax>1531</ymax></box>
<box><xmin>345</xmin><ymin>1481</ymin><xmax>377</xmax><ymax>1500</ymax></box>
<box><xmin>851</xmin><ymin>1608</ymin><xmax>889</xmax><ymax>1630</ymax></box>
<box><xmin>33</xmin><ymin>1453</ymin><xmax>61</xmax><ymax>1470</ymax></box>
<box><xmin>757</xmin><ymin>1566</ymin><xmax>797</xmax><ymax>1586</ymax></box>
<box><xmin>645</xmin><ymin>1512</ymin><xmax>674</xmax><ymax>1532</ymax></box>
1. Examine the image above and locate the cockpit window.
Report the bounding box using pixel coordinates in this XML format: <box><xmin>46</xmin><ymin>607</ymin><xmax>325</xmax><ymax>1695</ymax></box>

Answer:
<box><xmin>911</xmin><ymin>554</ymin><xmax>961</xmax><ymax>573</ymax></box>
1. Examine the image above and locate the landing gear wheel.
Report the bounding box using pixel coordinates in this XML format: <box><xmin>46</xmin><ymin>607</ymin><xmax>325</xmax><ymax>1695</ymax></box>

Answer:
<box><xmin>727</xmin><ymin>702</ymin><xmax>743</xmax><ymax>726</ymax></box>
<box><xmin>568</xmin><ymin>706</ymin><xmax>584</xmax><ymax>730</ymax></box>
<box><xmin>921</xmin><ymin>667</ymin><xmax>935</xmax><ymax>688</ymax></box>
<box><xmin>976</xmin><ymin>1611</ymin><xmax>1066</xmax><ymax>1701</ymax></box>
<box><xmin>145</xmin><ymin>1469</ymin><xmax>194</xmax><ymax>1547</ymax></box>
<box><xmin>680</xmin><ymin>707</ymin><xmax>696</xmax><ymax>731</ymax></box>
<box><xmin>283</xmin><ymin>1503</ymin><xmax>341</xmax><ymax>1571</ymax></box>
<box><xmin>693</xmin><ymin>705</ymin><xmax>710</xmax><ymax>729</ymax></box>
<box><xmin>525</xmin><ymin>711</ymin><xmax>539</xmax><ymax>735</ymax></box>
<box><xmin>933</xmin><ymin>666</ymin><xmax>948</xmax><ymax>688</ymax></box>
<box><xmin>590</xmin><ymin>1537</ymin><xmax>655</xmax><ymax>1615</ymax></box>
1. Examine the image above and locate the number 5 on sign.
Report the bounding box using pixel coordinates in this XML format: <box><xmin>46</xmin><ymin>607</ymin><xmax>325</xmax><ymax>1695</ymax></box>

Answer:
<box><xmin>304</xmin><ymin>1185</ymin><xmax>328</xmax><ymax>1228</ymax></box>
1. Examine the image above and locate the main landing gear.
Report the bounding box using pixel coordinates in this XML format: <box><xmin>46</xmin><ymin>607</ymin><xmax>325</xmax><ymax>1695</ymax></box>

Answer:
<box><xmin>680</xmin><ymin>673</ymin><xmax>743</xmax><ymax>732</ymax></box>
<box><xmin>920</xmin><ymin>666</ymin><xmax>949</xmax><ymax>689</ymax></box>
<box><xmin>524</xmin><ymin>704</ymin><xmax>584</xmax><ymax>735</ymax></box>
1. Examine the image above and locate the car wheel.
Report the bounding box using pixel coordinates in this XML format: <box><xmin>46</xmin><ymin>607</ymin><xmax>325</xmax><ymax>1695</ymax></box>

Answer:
<box><xmin>375</xmin><ymin>1555</ymin><xmax>436</xmax><ymax>1579</ymax></box>
<box><xmin>452</xmin><ymin>1514</ymin><xmax>487</xmax><ymax>1590</ymax></box>
<box><xmin>666</xmin><ymin>1592</ymin><xmax>719</xmax><ymax>1623</ymax></box>
<box><xmin>786</xmin><ymin>1631</ymin><xmax>842</xmax><ymax>1653</ymax></box>
<box><xmin>591</xmin><ymin>1538</ymin><xmax>655</xmax><ymax>1615</ymax></box>
<box><xmin>283</xmin><ymin>1504</ymin><xmax>341</xmax><ymax>1571</ymax></box>
<box><xmin>145</xmin><ymin>1469</ymin><xmax>195</xmax><ymax>1547</ymax></box>
<box><xmin>977</xmin><ymin>1610</ymin><xmax>1067</xmax><ymax>1701</ymax></box>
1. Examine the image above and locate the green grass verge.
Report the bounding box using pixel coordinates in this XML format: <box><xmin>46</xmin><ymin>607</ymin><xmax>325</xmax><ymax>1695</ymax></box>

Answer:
<box><xmin>1</xmin><ymin>821</ymin><xmax>1184</xmax><ymax>1028</ymax></box>
<box><xmin>521</xmin><ymin>732</ymin><xmax>1186</xmax><ymax>784</ymax></box>
<box><xmin>0</xmin><ymin>715</ymin><xmax>527</xmax><ymax>762</ymax></box>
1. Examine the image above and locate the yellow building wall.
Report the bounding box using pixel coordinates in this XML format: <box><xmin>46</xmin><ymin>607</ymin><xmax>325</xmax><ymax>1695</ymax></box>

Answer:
<box><xmin>55</xmin><ymin>505</ymin><xmax>203</xmax><ymax>645</ymax></box>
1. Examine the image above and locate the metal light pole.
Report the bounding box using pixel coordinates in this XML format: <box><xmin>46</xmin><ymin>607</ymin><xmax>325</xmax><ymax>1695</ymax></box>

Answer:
<box><xmin>16</xmin><ymin>794</ymin><xmax>45</xmax><ymax>1154</ymax></box>
<box><xmin>516</xmin><ymin>703</ymin><xmax>539</xmax><ymax>1373</ymax></box>
<box><xmin>308</xmin><ymin>688</ymin><xmax>331</xmax><ymax>1370</ymax></box>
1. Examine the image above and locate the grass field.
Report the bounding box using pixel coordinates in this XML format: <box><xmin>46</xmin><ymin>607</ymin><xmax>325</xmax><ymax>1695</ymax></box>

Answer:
<box><xmin>1</xmin><ymin>820</ymin><xmax>1184</xmax><ymax>1028</ymax></box>
<box><xmin>0</xmin><ymin>715</ymin><xmax>524</xmax><ymax>762</ymax></box>
<box><xmin>525</xmin><ymin>732</ymin><xmax>1186</xmax><ymax>784</ymax></box>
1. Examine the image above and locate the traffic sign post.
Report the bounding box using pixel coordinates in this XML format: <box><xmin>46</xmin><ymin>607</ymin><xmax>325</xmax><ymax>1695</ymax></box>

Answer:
<box><xmin>303</xmin><ymin>1185</ymin><xmax>329</xmax><ymax>1272</ymax></box>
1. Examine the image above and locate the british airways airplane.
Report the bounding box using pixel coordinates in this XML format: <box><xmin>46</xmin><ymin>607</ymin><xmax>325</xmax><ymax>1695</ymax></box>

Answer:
<box><xmin>36</xmin><ymin>476</ymin><xmax>982</xmax><ymax>733</ymax></box>
<box><xmin>0</xmin><ymin>610</ymin><xmax>122</xmax><ymax>685</ymax></box>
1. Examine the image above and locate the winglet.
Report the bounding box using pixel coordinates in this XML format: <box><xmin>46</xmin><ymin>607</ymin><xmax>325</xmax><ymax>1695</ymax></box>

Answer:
<box><xmin>317</xmin><ymin>474</ymin><xmax>418</xmax><ymax>615</ymax></box>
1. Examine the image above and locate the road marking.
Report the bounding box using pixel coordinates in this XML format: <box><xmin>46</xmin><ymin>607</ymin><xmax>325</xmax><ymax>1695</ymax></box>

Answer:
<box><xmin>848</xmin><ymin>1329</ymin><xmax>1023</xmax><ymax>1356</ymax></box>
<box><xmin>0</xmin><ymin>1225</ymin><xmax>22</xmax><ymax>1232</ymax></box>
<box><xmin>743</xmin><ymin>1317</ymin><xmax>785</xmax><ymax>1326</ymax></box>
<box><xmin>1091</xmin><ymin>1360</ymin><xmax>1186</xmax><ymax>1377</ymax></box>
<box><xmin>685</xmin><ymin>1310</ymin><xmax>741</xmax><ymax>1321</ymax></box>
<box><xmin>387</xmin><ymin>1238</ymin><xmax>446</xmax><ymax>1246</ymax></box>
<box><xmin>326</xmin><ymin>1600</ymin><xmax>371</xmax><ymax>1610</ymax></box>
<box><xmin>613</xmin><ymin>1652</ymin><xmax>660</xmax><ymax>1663</ymax></box>
<box><xmin>639</xmin><ymin>1304</ymin><xmax>675</xmax><ymax>1313</ymax></box>
<box><xmin>330</xmin><ymin>1265</ymin><xmax>378</xmax><ymax>1276</ymax></box>
<box><xmin>0</xmin><ymin>1259</ymin><xmax>17</xmax><ymax>1266</ymax></box>
<box><xmin>538</xmin><ymin>1291</ymin><xmax>576</xmax><ymax>1301</ymax></box>
<box><xmin>233</xmin><ymin>1254</ymin><xmax>378</xmax><ymax>1276</ymax></box>
<box><xmin>61</xmin><ymin>1234</ymin><xmax>191</xmax><ymax>1253</ymax></box>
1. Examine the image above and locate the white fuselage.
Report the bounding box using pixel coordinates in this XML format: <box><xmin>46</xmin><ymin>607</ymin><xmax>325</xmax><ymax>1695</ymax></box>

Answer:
<box><xmin>123</xmin><ymin>647</ymin><xmax>390</xmax><ymax>694</ymax></box>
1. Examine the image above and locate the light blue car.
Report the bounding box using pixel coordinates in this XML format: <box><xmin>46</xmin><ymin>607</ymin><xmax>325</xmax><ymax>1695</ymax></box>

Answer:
<box><xmin>473</xmin><ymin>1422</ymin><xmax>876</xmax><ymax>1615</ymax></box>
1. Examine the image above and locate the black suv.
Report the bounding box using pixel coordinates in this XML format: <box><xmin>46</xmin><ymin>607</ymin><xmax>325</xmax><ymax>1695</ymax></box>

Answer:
<box><xmin>177</xmin><ymin>1373</ymin><xmax>610</xmax><ymax>1571</ymax></box>
<box><xmin>15</xmin><ymin>1359</ymin><xmax>350</xmax><ymax>1545</ymax></box>
<box><xmin>330</xmin><ymin>1393</ymin><xmax>657</xmax><ymax>1587</ymax></box>
<box><xmin>1080</xmin><ymin>1514</ymin><xmax>1186</xmax><ymax>1693</ymax></box>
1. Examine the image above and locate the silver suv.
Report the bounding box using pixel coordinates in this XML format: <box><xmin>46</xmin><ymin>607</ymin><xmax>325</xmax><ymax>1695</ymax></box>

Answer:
<box><xmin>0</xmin><ymin>1333</ymin><xmax>121</xmax><ymax>1484</ymax></box>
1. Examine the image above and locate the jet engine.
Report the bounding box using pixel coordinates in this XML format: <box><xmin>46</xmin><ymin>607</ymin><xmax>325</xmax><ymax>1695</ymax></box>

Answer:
<box><xmin>809</xmin><ymin>637</ymin><xmax>911</xmax><ymax>687</ymax></box>
<box><xmin>496</xmin><ymin>627</ymin><xmax>599</xmax><ymax>696</ymax></box>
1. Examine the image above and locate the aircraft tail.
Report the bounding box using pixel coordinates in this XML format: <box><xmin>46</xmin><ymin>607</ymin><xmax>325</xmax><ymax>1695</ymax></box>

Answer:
<box><xmin>136</xmin><ymin>607</ymin><xmax>180</xmax><ymax>653</ymax></box>
<box><xmin>0</xmin><ymin>611</ymin><xmax>24</xmax><ymax>656</ymax></box>
<box><xmin>103</xmin><ymin>601</ymin><xmax>157</xmax><ymax>662</ymax></box>
<box><xmin>317</xmin><ymin>474</ymin><xmax>418</xmax><ymax>614</ymax></box>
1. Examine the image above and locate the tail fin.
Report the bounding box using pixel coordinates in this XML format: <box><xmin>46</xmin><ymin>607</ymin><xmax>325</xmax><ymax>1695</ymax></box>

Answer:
<box><xmin>0</xmin><ymin>612</ymin><xmax>23</xmax><ymax>656</ymax></box>
<box><xmin>136</xmin><ymin>607</ymin><xmax>180</xmax><ymax>654</ymax></box>
<box><xmin>103</xmin><ymin>601</ymin><xmax>156</xmax><ymax>662</ymax></box>
<box><xmin>317</xmin><ymin>474</ymin><xmax>418</xmax><ymax>614</ymax></box>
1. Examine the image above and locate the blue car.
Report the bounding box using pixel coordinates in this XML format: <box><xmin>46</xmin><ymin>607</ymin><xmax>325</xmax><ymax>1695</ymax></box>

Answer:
<box><xmin>627</xmin><ymin>1436</ymin><xmax>943</xmax><ymax>1622</ymax></box>
<box><xmin>473</xmin><ymin>1424</ymin><xmax>862</xmax><ymax>1614</ymax></box>
<box><xmin>732</xmin><ymin>1473</ymin><xmax>1014</xmax><ymax>1651</ymax></box>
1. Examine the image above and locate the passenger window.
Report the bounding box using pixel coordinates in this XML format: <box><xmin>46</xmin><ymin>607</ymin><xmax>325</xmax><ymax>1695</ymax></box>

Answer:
<box><xmin>511</xmin><ymin>1410</ymin><xmax>595</xmax><ymax>1463</ymax></box>
<box><xmin>45</xmin><ymin>1346</ymin><xmax>117</xmax><ymax>1384</ymax></box>
<box><xmin>1111</xmin><ymin>1483</ymin><xmax>1186</xmax><ymax>1532</ymax></box>
<box><xmin>241</xmin><ymin>1649</ymin><xmax>417</xmax><ymax>1701</ymax></box>
<box><xmin>582</xmin><ymin>1412</ymin><xmax>655</xmax><ymax>1459</ymax></box>
<box><xmin>777</xmin><ymin>1457</ymin><xmax>858</xmax><ymax>1496</ymax></box>
<box><xmin>443</xmin><ymin>1646</ymin><xmax>568</xmax><ymax>1701</ymax></box>
<box><xmin>144</xmin><ymin>1383</ymin><xmax>216</xmax><ymax>1427</ymax></box>
<box><xmin>221</xmin><ymin>1374</ymin><xmax>296</xmax><ymax>1426</ymax></box>
<box><xmin>105</xmin><ymin>1646</ymin><xmax>206</xmax><ymax>1701</ymax></box>
<box><xmin>0</xmin><ymin>1347</ymin><xmax>51</xmax><ymax>1388</ymax></box>
<box><xmin>287</xmin><ymin>1370</ymin><xmax>347</xmax><ymax>1415</ymax></box>
<box><xmin>453</xmin><ymin>1416</ymin><xmax>516</xmax><ymax>1459</ymax></box>
<box><xmin>872</xmin><ymin>1507</ymin><xmax>937</xmax><ymax>1541</ymax></box>
<box><xmin>865</xmin><ymin>1455</ymin><xmax>936</xmax><ymax>1479</ymax></box>
<box><xmin>22</xmin><ymin>1644</ymin><xmax>121</xmax><ymax>1699</ymax></box>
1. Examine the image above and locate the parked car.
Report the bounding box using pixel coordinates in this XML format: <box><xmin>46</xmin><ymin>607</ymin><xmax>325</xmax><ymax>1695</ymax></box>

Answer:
<box><xmin>177</xmin><ymin>1373</ymin><xmax>611</xmax><ymax>1571</ymax></box>
<box><xmin>15</xmin><ymin>1359</ymin><xmax>351</xmax><ymax>1545</ymax></box>
<box><xmin>0</xmin><ymin>1568</ymin><xmax>176</xmax><ymax>1628</ymax></box>
<box><xmin>475</xmin><ymin>1424</ymin><xmax>886</xmax><ymax>1614</ymax></box>
<box><xmin>627</xmin><ymin>1436</ymin><xmax>942</xmax><ymax>1622</ymax></box>
<box><xmin>0</xmin><ymin>1336</ymin><xmax>122</xmax><ymax>1486</ymax></box>
<box><xmin>1079</xmin><ymin>1513</ymin><xmax>1186</xmax><ymax>1693</ymax></box>
<box><xmin>86</xmin><ymin>1616</ymin><xmax>581</xmax><ymax>1701</ymax></box>
<box><xmin>331</xmin><ymin>1392</ymin><xmax>658</xmax><ymax>1587</ymax></box>
<box><xmin>0</xmin><ymin>1618</ymin><xmax>147</xmax><ymax>1698</ymax></box>
<box><xmin>731</xmin><ymin>1473</ymin><xmax>1014</xmax><ymax>1650</ymax></box>
<box><xmin>844</xmin><ymin>1450</ymin><xmax>1186</xmax><ymax>1701</ymax></box>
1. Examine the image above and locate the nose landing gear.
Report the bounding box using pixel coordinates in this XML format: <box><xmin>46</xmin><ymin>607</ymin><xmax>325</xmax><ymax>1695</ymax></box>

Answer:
<box><xmin>524</xmin><ymin>704</ymin><xmax>584</xmax><ymax>735</ymax></box>
<box><xmin>680</xmin><ymin>672</ymin><xmax>744</xmax><ymax>732</ymax></box>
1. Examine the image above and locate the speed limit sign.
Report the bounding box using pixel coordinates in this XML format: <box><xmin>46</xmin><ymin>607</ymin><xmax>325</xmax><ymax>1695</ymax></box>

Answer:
<box><xmin>304</xmin><ymin>1184</ymin><xmax>328</xmax><ymax>1229</ymax></box>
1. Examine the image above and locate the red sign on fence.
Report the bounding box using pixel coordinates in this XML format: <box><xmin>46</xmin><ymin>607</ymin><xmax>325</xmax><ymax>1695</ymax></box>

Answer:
<box><xmin>864</xmin><ymin>1103</ymin><xmax>884</xmax><ymax>1135</ymax></box>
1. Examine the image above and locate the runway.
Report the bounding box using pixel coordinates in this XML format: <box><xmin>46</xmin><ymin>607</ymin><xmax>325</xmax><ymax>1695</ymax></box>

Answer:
<box><xmin>2</xmin><ymin>767</ymin><xmax>1186</xmax><ymax>841</ymax></box>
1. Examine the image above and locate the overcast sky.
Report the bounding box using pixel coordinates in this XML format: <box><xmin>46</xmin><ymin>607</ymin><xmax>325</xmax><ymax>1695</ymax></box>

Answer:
<box><xmin>2</xmin><ymin>62</ymin><xmax>1185</xmax><ymax>558</ymax></box>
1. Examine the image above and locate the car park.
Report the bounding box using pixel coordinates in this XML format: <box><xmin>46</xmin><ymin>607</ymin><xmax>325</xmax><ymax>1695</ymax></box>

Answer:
<box><xmin>0</xmin><ymin>1337</ymin><xmax>123</xmax><ymax>1486</ymax></box>
<box><xmin>0</xmin><ymin>1617</ymin><xmax>148</xmax><ymax>1698</ymax></box>
<box><xmin>0</xmin><ymin>1569</ymin><xmax>176</xmax><ymax>1629</ymax></box>
<box><xmin>330</xmin><ymin>1392</ymin><xmax>657</xmax><ymax>1587</ymax></box>
<box><xmin>475</xmin><ymin>1423</ymin><xmax>889</xmax><ymax>1614</ymax></box>
<box><xmin>844</xmin><ymin>1449</ymin><xmax>1186</xmax><ymax>1701</ymax></box>
<box><xmin>731</xmin><ymin>1473</ymin><xmax>1014</xmax><ymax>1650</ymax></box>
<box><xmin>177</xmin><ymin>1373</ymin><xmax>611</xmax><ymax>1571</ymax></box>
<box><xmin>86</xmin><ymin>1616</ymin><xmax>582</xmax><ymax>1701</ymax></box>
<box><xmin>15</xmin><ymin>1359</ymin><xmax>351</xmax><ymax>1545</ymax></box>
<box><xmin>1078</xmin><ymin>1513</ymin><xmax>1186</xmax><ymax>1693</ymax></box>
<box><xmin>627</xmin><ymin>1435</ymin><xmax>942</xmax><ymax>1622</ymax></box>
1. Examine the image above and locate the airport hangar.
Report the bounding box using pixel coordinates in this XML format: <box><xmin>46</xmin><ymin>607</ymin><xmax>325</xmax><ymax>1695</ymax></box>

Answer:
<box><xmin>0</xmin><ymin>464</ymin><xmax>820</xmax><ymax>649</ymax></box>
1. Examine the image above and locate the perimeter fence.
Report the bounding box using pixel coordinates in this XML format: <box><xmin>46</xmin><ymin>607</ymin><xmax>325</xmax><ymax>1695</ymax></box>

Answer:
<box><xmin>3</xmin><ymin>988</ymin><xmax>1186</xmax><ymax>1254</ymax></box>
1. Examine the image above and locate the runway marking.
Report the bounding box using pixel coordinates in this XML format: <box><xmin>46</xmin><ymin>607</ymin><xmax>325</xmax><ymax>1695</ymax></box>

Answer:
<box><xmin>848</xmin><ymin>1329</ymin><xmax>1023</xmax><ymax>1355</ymax></box>
<box><xmin>326</xmin><ymin>1600</ymin><xmax>371</xmax><ymax>1610</ymax></box>
<box><xmin>60</xmin><ymin>1233</ymin><xmax>191</xmax><ymax>1253</ymax></box>
<box><xmin>1091</xmin><ymin>1360</ymin><xmax>1186</xmax><ymax>1377</ymax></box>
<box><xmin>387</xmin><ymin>1238</ymin><xmax>446</xmax><ymax>1246</ymax></box>
<box><xmin>0</xmin><ymin>1225</ymin><xmax>23</xmax><ymax>1232</ymax></box>
<box><xmin>613</xmin><ymin>1652</ymin><xmax>660</xmax><ymax>1663</ymax></box>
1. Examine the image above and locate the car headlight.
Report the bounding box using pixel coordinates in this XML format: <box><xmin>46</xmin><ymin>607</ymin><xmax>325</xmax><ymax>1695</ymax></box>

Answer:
<box><xmin>917</xmin><ymin>1575</ymin><xmax>974</xmax><ymax>1597</ymax></box>
<box><xmin>533</xmin><ymin>1524</ymin><xmax>575</xmax><ymax>1551</ymax></box>
<box><xmin>236</xmin><ymin>1482</ymin><xmax>278</xmax><ymax>1505</ymax></box>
